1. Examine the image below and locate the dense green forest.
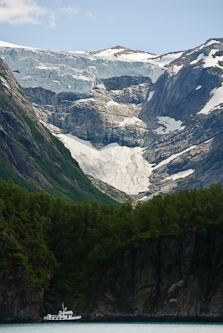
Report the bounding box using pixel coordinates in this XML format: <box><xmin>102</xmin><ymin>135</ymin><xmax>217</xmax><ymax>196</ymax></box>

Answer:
<box><xmin>0</xmin><ymin>179</ymin><xmax>223</xmax><ymax>312</ymax></box>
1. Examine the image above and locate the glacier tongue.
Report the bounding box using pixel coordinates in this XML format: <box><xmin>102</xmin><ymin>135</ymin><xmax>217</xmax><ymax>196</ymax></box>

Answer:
<box><xmin>57</xmin><ymin>134</ymin><xmax>152</xmax><ymax>195</ymax></box>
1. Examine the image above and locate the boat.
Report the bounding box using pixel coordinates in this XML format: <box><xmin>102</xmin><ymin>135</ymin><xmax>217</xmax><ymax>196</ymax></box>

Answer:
<box><xmin>43</xmin><ymin>303</ymin><xmax>82</xmax><ymax>321</ymax></box>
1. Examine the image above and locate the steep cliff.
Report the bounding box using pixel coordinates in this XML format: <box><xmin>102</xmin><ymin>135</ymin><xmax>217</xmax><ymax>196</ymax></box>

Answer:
<box><xmin>0</xmin><ymin>265</ymin><xmax>43</xmax><ymax>323</ymax></box>
<box><xmin>87</xmin><ymin>226</ymin><xmax>223</xmax><ymax>321</ymax></box>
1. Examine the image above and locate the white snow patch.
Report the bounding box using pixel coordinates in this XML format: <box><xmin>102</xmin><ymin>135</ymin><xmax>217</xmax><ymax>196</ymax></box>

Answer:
<box><xmin>190</xmin><ymin>53</ymin><xmax>205</xmax><ymax>65</ymax></box>
<box><xmin>74</xmin><ymin>98</ymin><xmax>95</xmax><ymax>104</ymax></box>
<box><xmin>149</xmin><ymin>66</ymin><xmax>165</xmax><ymax>83</ymax></box>
<box><xmin>118</xmin><ymin>116</ymin><xmax>142</xmax><ymax>127</ymax></box>
<box><xmin>94</xmin><ymin>48</ymin><xmax>158</xmax><ymax>62</ymax></box>
<box><xmin>163</xmin><ymin>169</ymin><xmax>194</xmax><ymax>181</ymax></box>
<box><xmin>153</xmin><ymin>145</ymin><xmax>197</xmax><ymax>170</ymax></box>
<box><xmin>195</xmin><ymin>85</ymin><xmax>202</xmax><ymax>90</ymax></box>
<box><xmin>56</xmin><ymin>134</ymin><xmax>152</xmax><ymax>195</ymax></box>
<box><xmin>0</xmin><ymin>76</ymin><xmax>11</xmax><ymax>90</ymax></box>
<box><xmin>68</xmin><ymin>51</ymin><xmax>87</xmax><ymax>55</ymax></box>
<box><xmin>36</xmin><ymin>65</ymin><xmax>59</xmax><ymax>70</ymax></box>
<box><xmin>150</xmin><ymin>52</ymin><xmax>184</xmax><ymax>67</ymax></box>
<box><xmin>204</xmin><ymin>138</ymin><xmax>214</xmax><ymax>144</ymax></box>
<box><xmin>200</xmin><ymin>40</ymin><xmax>221</xmax><ymax>49</ymax></box>
<box><xmin>153</xmin><ymin>116</ymin><xmax>185</xmax><ymax>134</ymax></box>
<box><xmin>203</xmin><ymin>49</ymin><xmax>220</xmax><ymax>68</ymax></box>
<box><xmin>0</xmin><ymin>40</ymin><xmax>37</xmax><ymax>50</ymax></box>
<box><xmin>139</xmin><ymin>196</ymin><xmax>148</xmax><ymax>202</ymax></box>
<box><xmin>198</xmin><ymin>84</ymin><xmax>223</xmax><ymax>114</ymax></box>
<box><xmin>191</xmin><ymin>49</ymin><xmax>223</xmax><ymax>69</ymax></box>
<box><xmin>67</xmin><ymin>135</ymin><xmax>96</xmax><ymax>149</ymax></box>
<box><xmin>205</xmin><ymin>40</ymin><xmax>220</xmax><ymax>47</ymax></box>
<box><xmin>94</xmin><ymin>48</ymin><xmax>126</xmax><ymax>57</ymax></box>
<box><xmin>101</xmin><ymin>142</ymin><xmax>120</xmax><ymax>149</ymax></box>
<box><xmin>147</xmin><ymin>91</ymin><xmax>154</xmax><ymax>101</ymax></box>
<box><xmin>107</xmin><ymin>100</ymin><xmax>120</xmax><ymax>107</ymax></box>
<box><xmin>172</xmin><ymin>64</ymin><xmax>183</xmax><ymax>75</ymax></box>
<box><xmin>118</xmin><ymin>52</ymin><xmax>158</xmax><ymax>62</ymax></box>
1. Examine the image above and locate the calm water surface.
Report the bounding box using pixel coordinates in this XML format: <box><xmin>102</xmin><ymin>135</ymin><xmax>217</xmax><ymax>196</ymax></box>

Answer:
<box><xmin>0</xmin><ymin>322</ymin><xmax>223</xmax><ymax>333</ymax></box>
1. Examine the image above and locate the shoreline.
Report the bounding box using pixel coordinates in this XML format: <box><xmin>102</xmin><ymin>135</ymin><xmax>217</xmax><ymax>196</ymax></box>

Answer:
<box><xmin>1</xmin><ymin>316</ymin><xmax>223</xmax><ymax>324</ymax></box>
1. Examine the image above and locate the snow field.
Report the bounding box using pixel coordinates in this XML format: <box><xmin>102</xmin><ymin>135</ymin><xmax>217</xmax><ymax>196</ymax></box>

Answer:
<box><xmin>198</xmin><ymin>84</ymin><xmax>223</xmax><ymax>115</ymax></box>
<box><xmin>153</xmin><ymin>116</ymin><xmax>185</xmax><ymax>134</ymax></box>
<box><xmin>56</xmin><ymin>134</ymin><xmax>198</xmax><ymax>196</ymax></box>
<box><xmin>163</xmin><ymin>169</ymin><xmax>195</xmax><ymax>181</ymax></box>
<box><xmin>57</xmin><ymin>134</ymin><xmax>152</xmax><ymax>195</ymax></box>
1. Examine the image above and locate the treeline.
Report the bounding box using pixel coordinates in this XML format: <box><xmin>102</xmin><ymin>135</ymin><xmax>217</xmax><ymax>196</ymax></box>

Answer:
<box><xmin>0</xmin><ymin>179</ymin><xmax>223</xmax><ymax>310</ymax></box>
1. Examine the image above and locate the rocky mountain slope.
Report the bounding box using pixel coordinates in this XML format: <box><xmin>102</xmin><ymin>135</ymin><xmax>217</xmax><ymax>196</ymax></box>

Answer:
<box><xmin>0</xmin><ymin>39</ymin><xmax>222</xmax><ymax>200</ymax></box>
<box><xmin>0</xmin><ymin>57</ymin><xmax>117</xmax><ymax>205</ymax></box>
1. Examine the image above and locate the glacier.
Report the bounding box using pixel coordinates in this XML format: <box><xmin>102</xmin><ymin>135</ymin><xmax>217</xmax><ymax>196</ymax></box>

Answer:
<box><xmin>57</xmin><ymin>133</ymin><xmax>152</xmax><ymax>195</ymax></box>
<box><xmin>0</xmin><ymin>39</ymin><xmax>221</xmax><ymax>96</ymax></box>
<box><xmin>56</xmin><ymin>134</ymin><xmax>199</xmax><ymax>196</ymax></box>
<box><xmin>0</xmin><ymin>42</ymin><xmax>176</xmax><ymax>94</ymax></box>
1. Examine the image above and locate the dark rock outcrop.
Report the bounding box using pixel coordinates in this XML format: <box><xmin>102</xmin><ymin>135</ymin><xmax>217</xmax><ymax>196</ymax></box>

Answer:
<box><xmin>0</xmin><ymin>266</ymin><xmax>43</xmax><ymax>323</ymax></box>
<box><xmin>87</xmin><ymin>226</ymin><xmax>223</xmax><ymax>321</ymax></box>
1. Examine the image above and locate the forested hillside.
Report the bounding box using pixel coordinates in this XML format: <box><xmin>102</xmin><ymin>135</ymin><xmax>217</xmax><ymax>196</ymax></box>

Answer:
<box><xmin>0</xmin><ymin>179</ymin><xmax>223</xmax><ymax>322</ymax></box>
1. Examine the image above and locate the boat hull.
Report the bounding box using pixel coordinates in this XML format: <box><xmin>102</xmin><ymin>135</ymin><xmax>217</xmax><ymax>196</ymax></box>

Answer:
<box><xmin>44</xmin><ymin>316</ymin><xmax>82</xmax><ymax>321</ymax></box>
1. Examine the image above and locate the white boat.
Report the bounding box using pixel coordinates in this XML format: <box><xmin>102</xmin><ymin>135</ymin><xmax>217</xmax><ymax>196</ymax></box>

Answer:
<box><xmin>43</xmin><ymin>303</ymin><xmax>82</xmax><ymax>321</ymax></box>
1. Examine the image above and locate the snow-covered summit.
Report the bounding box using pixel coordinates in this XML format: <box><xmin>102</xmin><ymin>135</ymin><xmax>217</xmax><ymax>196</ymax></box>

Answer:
<box><xmin>0</xmin><ymin>40</ymin><xmax>38</xmax><ymax>50</ymax></box>
<box><xmin>90</xmin><ymin>46</ymin><xmax>158</xmax><ymax>61</ymax></box>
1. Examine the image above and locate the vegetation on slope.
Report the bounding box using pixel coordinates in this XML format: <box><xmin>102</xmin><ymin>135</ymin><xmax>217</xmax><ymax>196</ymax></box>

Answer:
<box><xmin>0</xmin><ymin>58</ymin><xmax>118</xmax><ymax>206</ymax></box>
<box><xmin>0</xmin><ymin>179</ymin><xmax>223</xmax><ymax>313</ymax></box>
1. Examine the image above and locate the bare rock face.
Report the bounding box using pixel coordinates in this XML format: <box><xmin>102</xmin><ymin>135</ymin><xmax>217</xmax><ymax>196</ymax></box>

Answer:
<box><xmin>25</xmin><ymin>77</ymin><xmax>152</xmax><ymax>148</ymax></box>
<box><xmin>0</xmin><ymin>266</ymin><xmax>43</xmax><ymax>323</ymax></box>
<box><xmin>87</xmin><ymin>226</ymin><xmax>223</xmax><ymax>321</ymax></box>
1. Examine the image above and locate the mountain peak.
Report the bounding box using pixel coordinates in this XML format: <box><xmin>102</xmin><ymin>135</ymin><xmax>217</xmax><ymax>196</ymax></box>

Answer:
<box><xmin>0</xmin><ymin>40</ymin><xmax>37</xmax><ymax>50</ymax></box>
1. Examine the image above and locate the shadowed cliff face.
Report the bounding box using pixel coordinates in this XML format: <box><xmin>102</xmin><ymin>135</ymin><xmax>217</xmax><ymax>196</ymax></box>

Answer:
<box><xmin>3</xmin><ymin>227</ymin><xmax>222</xmax><ymax>323</ymax></box>
<box><xmin>0</xmin><ymin>266</ymin><xmax>43</xmax><ymax>323</ymax></box>
<box><xmin>87</xmin><ymin>226</ymin><xmax>223</xmax><ymax>320</ymax></box>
